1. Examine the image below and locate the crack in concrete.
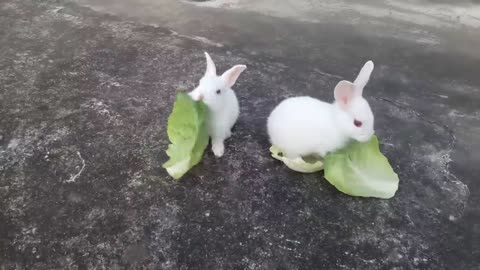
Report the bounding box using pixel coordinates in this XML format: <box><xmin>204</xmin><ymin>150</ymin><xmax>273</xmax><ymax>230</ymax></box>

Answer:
<box><xmin>169</xmin><ymin>30</ymin><xmax>224</xmax><ymax>47</ymax></box>
<box><xmin>313</xmin><ymin>68</ymin><xmax>343</xmax><ymax>80</ymax></box>
<box><xmin>65</xmin><ymin>151</ymin><xmax>86</xmax><ymax>183</ymax></box>
<box><xmin>376</xmin><ymin>96</ymin><xmax>469</xmax><ymax>217</ymax></box>
<box><xmin>375</xmin><ymin>97</ymin><xmax>456</xmax><ymax>148</ymax></box>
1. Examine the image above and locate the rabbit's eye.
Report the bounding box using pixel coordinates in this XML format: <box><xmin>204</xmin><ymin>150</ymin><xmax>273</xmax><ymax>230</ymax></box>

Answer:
<box><xmin>354</xmin><ymin>119</ymin><xmax>363</xmax><ymax>127</ymax></box>
<box><xmin>216</xmin><ymin>89</ymin><xmax>221</xmax><ymax>95</ymax></box>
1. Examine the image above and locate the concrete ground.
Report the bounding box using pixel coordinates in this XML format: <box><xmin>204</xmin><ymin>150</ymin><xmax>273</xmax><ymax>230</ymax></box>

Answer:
<box><xmin>1</xmin><ymin>0</ymin><xmax>479</xmax><ymax>269</ymax></box>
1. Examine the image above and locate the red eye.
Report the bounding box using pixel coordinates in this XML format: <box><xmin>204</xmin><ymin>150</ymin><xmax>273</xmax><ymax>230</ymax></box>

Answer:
<box><xmin>354</xmin><ymin>119</ymin><xmax>363</xmax><ymax>127</ymax></box>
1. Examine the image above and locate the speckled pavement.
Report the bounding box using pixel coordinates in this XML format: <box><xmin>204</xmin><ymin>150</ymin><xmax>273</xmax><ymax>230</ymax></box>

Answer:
<box><xmin>1</xmin><ymin>0</ymin><xmax>479</xmax><ymax>269</ymax></box>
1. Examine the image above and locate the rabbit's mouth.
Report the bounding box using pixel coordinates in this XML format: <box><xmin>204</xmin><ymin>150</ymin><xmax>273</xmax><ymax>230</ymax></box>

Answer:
<box><xmin>355</xmin><ymin>132</ymin><xmax>374</xmax><ymax>142</ymax></box>
<box><xmin>188</xmin><ymin>91</ymin><xmax>203</xmax><ymax>102</ymax></box>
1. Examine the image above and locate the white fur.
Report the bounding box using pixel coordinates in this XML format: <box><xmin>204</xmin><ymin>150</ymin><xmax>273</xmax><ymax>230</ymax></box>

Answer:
<box><xmin>267</xmin><ymin>61</ymin><xmax>375</xmax><ymax>158</ymax></box>
<box><xmin>189</xmin><ymin>52</ymin><xmax>246</xmax><ymax>157</ymax></box>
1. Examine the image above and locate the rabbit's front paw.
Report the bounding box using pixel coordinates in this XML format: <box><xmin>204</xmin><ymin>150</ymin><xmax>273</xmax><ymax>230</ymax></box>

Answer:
<box><xmin>212</xmin><ymin>141</ymin><xmax>225</xmax><ymax>157</ymax></box>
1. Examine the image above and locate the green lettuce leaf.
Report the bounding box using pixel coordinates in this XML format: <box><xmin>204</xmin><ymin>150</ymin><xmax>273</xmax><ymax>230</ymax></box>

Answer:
<box><xmin>270</xmin><ymin>136</ymin><xmax>399</xmax><ymax>199</ymax></box>
<box><xmin>270</xmin><ymin>145</ymin><xmax>324</xmax><ymax>173</ymax></box>
<box><xmin>324</xmin><ymin>136</ymin><xmax>399</xmax><ymax>199</ymax></box>
<box><xmin>163</xmin><ymin>93</ymin><xmax>209</xmax><ymax>179</ymax></box>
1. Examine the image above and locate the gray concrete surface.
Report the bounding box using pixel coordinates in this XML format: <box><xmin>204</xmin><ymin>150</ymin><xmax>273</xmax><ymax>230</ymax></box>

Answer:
<box><xmin>0</xmin><ymin>0</ymin><xmax>479</xmax><ymax>269</ymax></box>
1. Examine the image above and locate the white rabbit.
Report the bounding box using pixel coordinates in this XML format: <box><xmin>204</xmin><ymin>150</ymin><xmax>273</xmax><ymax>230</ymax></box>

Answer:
<box><xmin>267</xmin><ymin>61</ymin><xmax>375</xmax><ymax>159</ymax></box>
<box><xmin>189</xmin><ymin>52</ymin><xmax>247</xmax><ymax>157</ymax></box>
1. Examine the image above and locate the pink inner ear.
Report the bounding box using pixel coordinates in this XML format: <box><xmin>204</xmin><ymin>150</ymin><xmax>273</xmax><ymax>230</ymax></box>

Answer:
<box><xmin>223</xmin><ymin>65</ymin><xmax>246</xmax><ymax>87</ymax></box>
<box><xmin>334</xmin><ymin>80</ymin><xmax>355</xmax><ymax>109</ymax></box>
<box><xmin>227</xmin><ymin>70</ymin><xmax>240</xmax><ymax>85</ymax></box>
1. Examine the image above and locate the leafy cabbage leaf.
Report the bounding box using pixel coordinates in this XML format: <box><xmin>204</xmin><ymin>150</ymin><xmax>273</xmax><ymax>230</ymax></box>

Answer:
<box><xmin>270</xmin><ymin>146</ymin><xmax>324</xmax><ymax>173</ymax></box>
<box><xmin>270</xmin><ymin>136</ymin><xmax>399</xmax><ymax>199</ymax></box>
<box><xmin>163</xmin><ymin>93</ymin><xmax>209</xmax><ymax>179</ymax></box>
<box><xmin>324</xmin><ymin>136</ymin><xmax>399</xmax><ymax>198</ymax></box>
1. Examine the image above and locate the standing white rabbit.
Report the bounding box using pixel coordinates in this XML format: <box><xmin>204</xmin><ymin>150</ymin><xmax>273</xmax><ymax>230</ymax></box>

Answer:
<box><xmin>189</xmin><ymin>52</ymin><xmax>247</xmax><ymax>157</ymax></box>
<box><xmin>267</xmin><ymin>61</ymin><xmax>375</xmax><ymax>159</ymax></box>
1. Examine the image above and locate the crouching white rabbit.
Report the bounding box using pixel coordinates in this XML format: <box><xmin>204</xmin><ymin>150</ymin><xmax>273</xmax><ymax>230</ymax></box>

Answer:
<box><xmin>189</xmin><ymin>52</ymin><xmax>247</xmax><ymax>157</ymax></box>
<box><xmin>267</xmin><ymin>61</ymin><xmax>375</xmax><ymax>160</ymax></box>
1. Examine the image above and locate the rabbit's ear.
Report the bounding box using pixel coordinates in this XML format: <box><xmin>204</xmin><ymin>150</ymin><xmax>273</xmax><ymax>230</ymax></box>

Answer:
<box><xmin>334</xmin><ymin>80</ymin><xmax>355</xmax><ymax>109</ymax></box>
<box><xmin>204</xmin><ymin>52</ymin><xmax>217</xmax><ymax>76</ymax></box>
<box><xmin>353</xmin><ymin>60</ymin><xmax>374</xmax><ymax>96</ymax></box>
<box><xmin>221</xmin><ymin>65</ymin><xmax>247</xmax><ymax>88</ymax></box>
